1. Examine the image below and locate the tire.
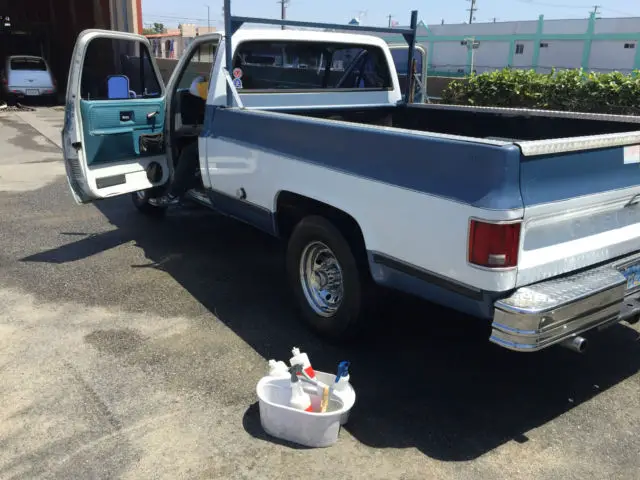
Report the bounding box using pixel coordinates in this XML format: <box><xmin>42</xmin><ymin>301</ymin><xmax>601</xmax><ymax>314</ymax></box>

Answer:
<box><xmin>131</xmin><ymin>189</ymin><xmax>167</xmax><ymax>217</ymax></box>
<box><xmin>286</xmin><ymin>215</ymin><xmax>373</xmax><ymax>342</ymax></box>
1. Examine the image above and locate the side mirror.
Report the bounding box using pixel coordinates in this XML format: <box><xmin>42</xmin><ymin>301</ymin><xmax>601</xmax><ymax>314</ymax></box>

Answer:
<box><xmin>107</xmin><ymin>75</ymin><xmax>130</xmax><ymax>99</ymax></box>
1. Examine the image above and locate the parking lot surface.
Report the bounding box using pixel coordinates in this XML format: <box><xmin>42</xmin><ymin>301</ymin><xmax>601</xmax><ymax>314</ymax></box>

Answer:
<box><xmin>0</xmin><ymin>109</ymin><xmax>638</xmax><ymax>480</ymax></box>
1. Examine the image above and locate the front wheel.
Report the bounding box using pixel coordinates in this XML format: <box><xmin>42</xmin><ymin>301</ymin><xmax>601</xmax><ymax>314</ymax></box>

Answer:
<box><xmin>286</xmin><ymin>215</ymin><xmax>373</xmax><ymax>342</ymax></box>
<box><xmin>131</xmin><ymin>189</ymin><xmax>167</xmax><ymax>217</ymax></box>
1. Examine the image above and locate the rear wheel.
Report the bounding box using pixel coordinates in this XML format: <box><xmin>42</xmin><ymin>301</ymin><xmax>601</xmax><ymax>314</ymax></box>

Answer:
<box><xmin>131</xmin><ymin>188</ymin><xmax>167</xmax><ymax>217</ymax></box>
<box><xmin>286</xmin><ymin>215</ymin><xmax>373</xmax><ymax>342</ymax></box>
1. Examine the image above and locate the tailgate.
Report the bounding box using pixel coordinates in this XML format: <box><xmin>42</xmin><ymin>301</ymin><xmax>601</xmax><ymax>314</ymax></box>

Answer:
<box><xmin>517</xmin><ymin>141</ymin><xmax>640</xmax><ymax>286</ymax></box>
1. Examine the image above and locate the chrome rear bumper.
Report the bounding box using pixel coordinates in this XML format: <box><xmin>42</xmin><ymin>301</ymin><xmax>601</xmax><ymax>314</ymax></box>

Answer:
<box><xmin>491</xmin><ymin>254</ymin><xmax>640</xmax><ymax>352</ymax></box>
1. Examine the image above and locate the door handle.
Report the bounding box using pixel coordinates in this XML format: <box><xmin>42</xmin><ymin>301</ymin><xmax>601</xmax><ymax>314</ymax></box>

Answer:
<box><xmin>147</xmin><ymin>111</ymin><xmax>159</xmax><ymax>120</ymax></box>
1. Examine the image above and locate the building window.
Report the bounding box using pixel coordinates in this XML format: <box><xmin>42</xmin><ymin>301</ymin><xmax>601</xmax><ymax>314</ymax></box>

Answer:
<box><xmin>539</xmin><ymin>42</ymin><xmax>549</xmax><ymax>48</ymax></box>
<box><xmin>515</xmin><ymin>44</ymin><xmax>524</xmax><ymax>55</ymax></box>
<box><xmin>624</xmin><ymin>43</ymin><xmax>636</xmax><ymax>49</ymax></box>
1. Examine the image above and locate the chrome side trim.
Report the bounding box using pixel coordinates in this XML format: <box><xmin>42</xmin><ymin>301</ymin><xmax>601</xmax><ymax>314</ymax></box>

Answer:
<box><xmin>517</xmin><ymin>130</ymin><xmax>640</xmax><ymax>157</ymax></box>
<box><xmin>490</xmin><ymin>253</ymin><xmax>640</xmax><ymax>352</ymax></box>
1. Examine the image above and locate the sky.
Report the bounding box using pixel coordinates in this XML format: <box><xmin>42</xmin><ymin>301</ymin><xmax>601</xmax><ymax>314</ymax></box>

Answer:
<box><xmin>142</xmin><ymin>0</ymin><xmax>640</xmax><ymax>30</ymax></box>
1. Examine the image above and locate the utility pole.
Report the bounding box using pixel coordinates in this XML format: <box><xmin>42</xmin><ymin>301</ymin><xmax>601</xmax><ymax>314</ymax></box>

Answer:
<box><xmin>206</xmin><ymin>5</ymin><xmax>210</xmax><ymax>33</ymax></box>
<box><xmin>387</xmin><ymin>14</ymin><xmax>394</xmax><ymax>28</ymax></box>
<box><xmin>467</xmin><ymin>0</ymin><xmax>478</xmax><ymax>24</ymax></box>
<box><xmin>279</xmin><ymin>0</ymin><xmax>289</xmax><ymax>30</ymax></box>
<box><xmin>464</xmin><ymin>37</ymin><xmax>479</xmax><ymax>74</ymax></box>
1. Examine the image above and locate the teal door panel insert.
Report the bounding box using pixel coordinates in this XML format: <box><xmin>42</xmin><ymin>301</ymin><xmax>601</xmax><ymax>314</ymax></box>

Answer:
<box><xmin>80</xmin><ymin>98</ymin><xmax>165</xmax><ymax>165</ymax></box>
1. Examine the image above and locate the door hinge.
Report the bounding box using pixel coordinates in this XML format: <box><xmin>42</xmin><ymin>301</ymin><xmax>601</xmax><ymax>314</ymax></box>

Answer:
<box><xmin>71</xmin><ymin>142</ymin><xmax>82</xmax><ymax>150</ymax></box>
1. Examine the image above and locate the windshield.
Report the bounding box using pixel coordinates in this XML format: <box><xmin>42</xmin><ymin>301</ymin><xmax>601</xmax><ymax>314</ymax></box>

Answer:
<box><xmin>11</xmin><ymin>58</ymin><xmax>47</xmax><ymax>71</ymax></box>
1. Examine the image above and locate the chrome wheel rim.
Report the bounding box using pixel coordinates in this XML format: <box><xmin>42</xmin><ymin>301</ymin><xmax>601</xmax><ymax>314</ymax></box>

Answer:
<box><xmin>299</xmin><ymin>241</ymin><xmax>344</xmax><ymax>317</ymax></box>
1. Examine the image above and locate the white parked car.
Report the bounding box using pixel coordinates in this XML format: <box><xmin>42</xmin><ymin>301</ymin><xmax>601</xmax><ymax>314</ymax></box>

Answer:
<box><xmin>1</xmin><ymin>55</ymin><xmax>57</xmax><ymax>104</ymax></box>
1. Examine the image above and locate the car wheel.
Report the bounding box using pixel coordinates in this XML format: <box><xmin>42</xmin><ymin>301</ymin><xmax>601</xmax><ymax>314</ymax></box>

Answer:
<box><xmin>131</xmin><ymin>189</ymin><xmax>167</xmax><ymax>217</ymax></box>
<box><xmin>286</xmin><ymin>215</ymin><xmax>373</xmax><ymax>342</ymax></box>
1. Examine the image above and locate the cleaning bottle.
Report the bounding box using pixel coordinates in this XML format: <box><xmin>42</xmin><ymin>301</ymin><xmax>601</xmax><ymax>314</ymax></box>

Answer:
<box><xmin>288</xmin><ymin>364</ymin><xmax>313</xmax><ymax>412</ymax></box>
<box><xmin>290</xmin><ymin>347</ymin><xmax>316</xmax><ymax>379</ymax></box>
<box><xmin>267</xmin><ymin>359</ymin><xmax>289</xmax><ymax>378</ymax></box>
<box><xmin>332</xmin><ymin>361</ymin><xmax>351</xmax><ymax>392</ymax></box>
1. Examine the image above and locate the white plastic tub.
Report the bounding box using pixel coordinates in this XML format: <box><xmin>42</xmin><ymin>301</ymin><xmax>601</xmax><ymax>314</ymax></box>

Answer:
<box><xmin>311</xmin><ymin>370</ymin><xmax>356</xmax><ymax>426</ymax></box>
<box><xmin>256</xmin><ymin>371</ymin><xmax>356</xmax><ymax>448</ymax></box>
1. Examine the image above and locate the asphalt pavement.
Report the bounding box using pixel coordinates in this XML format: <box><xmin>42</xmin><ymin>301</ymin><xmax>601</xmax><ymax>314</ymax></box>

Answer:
<box><xmin>0</xmin><ymin>108</ymin><xmax>638</xmax><ymax>480</ymax></box>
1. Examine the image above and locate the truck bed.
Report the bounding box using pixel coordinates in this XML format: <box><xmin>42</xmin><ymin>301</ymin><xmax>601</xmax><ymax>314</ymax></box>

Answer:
<box><xmin>285</xmin><ymin>103</ymin><xmax>640</xmax><ymax>143</ymax></box>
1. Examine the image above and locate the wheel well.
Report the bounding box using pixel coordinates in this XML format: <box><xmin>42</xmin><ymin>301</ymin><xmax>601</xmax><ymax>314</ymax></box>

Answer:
<box><xmin>275</xmin><ymin>191</ymin><xmax>368</xmax><ymax>261</ymax></box>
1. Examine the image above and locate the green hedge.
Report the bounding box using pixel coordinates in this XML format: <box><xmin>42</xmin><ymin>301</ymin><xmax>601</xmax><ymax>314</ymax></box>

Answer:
<box><xmin>441</xmin><ymin>68</ymin><xmax>640</xmax><ymax>115</ymax></box>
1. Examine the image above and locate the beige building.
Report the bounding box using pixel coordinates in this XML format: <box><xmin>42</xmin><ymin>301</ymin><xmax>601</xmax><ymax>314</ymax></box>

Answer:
<box><xmin>145</xmin><ymin>24</ymin><xmax>217</xmax><ymax>59</ymax></box>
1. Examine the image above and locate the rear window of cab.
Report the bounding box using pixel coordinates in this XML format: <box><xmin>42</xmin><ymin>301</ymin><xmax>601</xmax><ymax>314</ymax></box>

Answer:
<box><xmin>231</xmin><ymin>40</ymin><xmax>392</xmax><ymax>92</ymax></box>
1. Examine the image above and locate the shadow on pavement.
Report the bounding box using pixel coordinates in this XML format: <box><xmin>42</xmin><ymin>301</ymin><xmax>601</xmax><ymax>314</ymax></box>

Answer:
<box><xmin>22</xmin><ymin>195</ymin><xmax>640</xmax><ymax>461</ymax></box>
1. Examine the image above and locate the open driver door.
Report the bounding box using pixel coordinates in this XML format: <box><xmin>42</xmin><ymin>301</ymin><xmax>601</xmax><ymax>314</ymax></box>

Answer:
<box><xmin>62</xmin><ymin>29</ymin><xmax>170</xmax><ymax>204</ymax></box>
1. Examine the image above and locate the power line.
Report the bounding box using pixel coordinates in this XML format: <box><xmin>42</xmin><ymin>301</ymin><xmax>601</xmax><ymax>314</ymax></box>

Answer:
<box><xmin>467</xmin><ymin>0</ymin><xmax>478</xmax><ymax>24</ymax></box>
<box><xmin>602</xmin><ymin>6</ymin><xmax>637</xmax><ymax>16</ymax></box>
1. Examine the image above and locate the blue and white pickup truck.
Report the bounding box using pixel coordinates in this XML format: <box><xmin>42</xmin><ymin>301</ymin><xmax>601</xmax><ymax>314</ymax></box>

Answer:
<box><xmin>63</xmin><ymin>4</ymin><xmax>640</xmax><ymax>353</ymax></box>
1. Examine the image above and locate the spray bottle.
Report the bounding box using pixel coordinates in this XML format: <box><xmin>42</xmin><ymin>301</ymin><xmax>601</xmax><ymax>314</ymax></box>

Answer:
<box><xmin>288</xmin><ymin>364</ymin><xmax>313</xmax><ymax>412</ymax></box>
<box><xmin>289</xmin><ymin>347</ymin><xmax>316</xmax><ymax>379</ymax></box>
<box><xmin>332</xmin><ymin>361</ymin><xmax>351</xmax><ymax>393</ymax></box>
<box><xmin>267</xmin><ymin>359</ymin><xmax>290</xmax><ymax>378</ymax></box>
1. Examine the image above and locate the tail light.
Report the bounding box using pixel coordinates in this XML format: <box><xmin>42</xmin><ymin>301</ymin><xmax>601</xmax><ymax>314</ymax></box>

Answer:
<box><xmin>468</xmin><ymin>219</ymin><xmax>521</xmax><ymax>268</ymax></box>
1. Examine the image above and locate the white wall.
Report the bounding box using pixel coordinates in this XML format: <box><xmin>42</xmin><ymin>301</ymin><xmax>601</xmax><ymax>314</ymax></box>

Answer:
<box><xmin>537</xmin><ymin>40</ymin><xmax>584</xmax><ymax>72</ymax></box>
<box><xmin>543</xmin><ymin>19</ymin><xmax>588</xmax><ymax>34</ymax></box>
<box><xmin>473</xmin><ymin>41</ymin><xmax>511</xmax><ymax>73</ymax></box>
<box><xmin>379</xmin><ymin>16</ymin><xmax>640</xmax><ymax>75</ymax></box>
<box><xmin>594</xmin><ymin>17</ymin><xmax>640</xmax><ymax>34</ymax></box>
<box><xmin>589</xmin><ymin>40</ymin><xmax>637</xmax><ymax>73</ymax></box>
<box><xmin>430</xmin><ymin>41</ymin><xmax>468</xmax><ymax>73</ymax></box>
<box><xmin>427</xmin><ymin>20</ymin><xmax>538</xmax><ymax>36</ymax></box>
<box><xmin>511</xmin><ymin>40</ymin><xmax>535</xmax><ymax>68</ymax></box>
